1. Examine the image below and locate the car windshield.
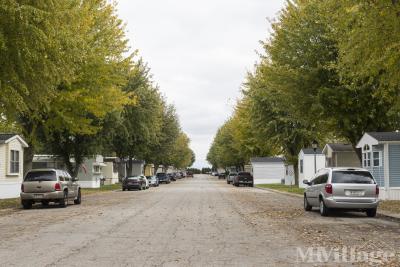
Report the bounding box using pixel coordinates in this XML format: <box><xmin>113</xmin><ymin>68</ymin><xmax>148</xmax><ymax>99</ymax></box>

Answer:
<box><xmin>230</xmin><ymin>173</ymin><xmax>237</xmax><ymax>176</ymax></box>
<box><xmin>238</xmin><ymin>172</ymin><xmax>251</xmax><ymax>177</ymax></box>
<box><xmin>157</xmin><ymin>173</ymin><xmax>166</xmax><ymax>177</ymax></box>
<box><xmin>24</xmin><ymin>171</ymin><xmax>57</xmax><ymax>182</ymax></box>
<box><xmin>127</xmin><ymin>176</ymin><xmax>139</xmax><ymax>179</ymax></box>
<box><xmin>332</xmin><ymin>171</ymin><xmax>375</xmax><ymax>184</ymax></box>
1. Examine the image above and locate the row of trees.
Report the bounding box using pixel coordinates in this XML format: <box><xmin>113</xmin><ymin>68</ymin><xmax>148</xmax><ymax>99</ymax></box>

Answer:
<box><xmin>0</xmin><ymin>1</ymin><xmax>194</xmax><ymax>177</ymax></box>
<box><xmin>207</xmin><ymin>0</ymin><xmax>400</xmax><ymax>184</ymax></box>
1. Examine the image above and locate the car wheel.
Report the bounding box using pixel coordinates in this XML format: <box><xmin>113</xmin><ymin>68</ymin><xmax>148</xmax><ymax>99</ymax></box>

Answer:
<box><xmin>41</xmin><ymin>200</ymin><xmax>49</xmax><ymax>207</ymax></box>
<box><xmin>74</xmin><ymin>189</ymin><xmax>81</xmax><ymax>205</ymax></box>
<box><xmin>22</xmin><ymin>200</ymin><xmax>32</xmax><ymax>209</ymax></box>
<box><xmin>319</xmin><ymin>199</ymin><xmax>329</xmax><ymax>216</ymax></box>
<box><xmin>304</xmin><ymin>196</ymin><xmax>312</xmax><ymax>211</ymax></box>
<box><xmin>366</xmin><ymin>208</ymin><xmax>377</xmax><ymax>217</ymax></box>
<box><xmin>122</xmin><ymin>187</ymin><xmax>126</xmax><ymax>191</ymax></box>
<box><xmin>59</xmin><ymin>191</ymin><xmax>68</xmax><ymax>208</ymax></box>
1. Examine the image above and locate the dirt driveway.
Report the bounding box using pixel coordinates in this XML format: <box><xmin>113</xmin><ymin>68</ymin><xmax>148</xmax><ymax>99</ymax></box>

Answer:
<box><xmin>0</xmin><ymin>175</ymin><xmax>399</xmax><ymax>266</ymax></box>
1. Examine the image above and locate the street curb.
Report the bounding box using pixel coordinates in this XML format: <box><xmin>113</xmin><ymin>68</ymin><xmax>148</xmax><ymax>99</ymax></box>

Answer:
<box><xmin>255</xmin><ymin>186</ymin><xmax>400</xmax><ymax>221</ymax></box>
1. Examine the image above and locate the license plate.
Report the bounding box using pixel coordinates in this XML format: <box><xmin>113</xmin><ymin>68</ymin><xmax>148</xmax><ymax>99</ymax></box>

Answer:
<box><xmin>33</xmin><ymin>194</ymin><xmax>43</xmax><ymax>199</ymax></box>
<box><xmin>345</xmin><ymin>190</ymin><xmax>364</xmax><ymax>197</ymax></box>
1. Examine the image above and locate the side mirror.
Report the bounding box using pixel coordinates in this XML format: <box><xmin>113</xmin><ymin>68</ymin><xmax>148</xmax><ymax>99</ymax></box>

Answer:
<box><xmin>303</xmin><ymin>180</ymin><xmax>310</xmax><ymax>186</ymax></box>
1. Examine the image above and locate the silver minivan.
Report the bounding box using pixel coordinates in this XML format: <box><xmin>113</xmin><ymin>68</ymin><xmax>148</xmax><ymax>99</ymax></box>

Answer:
<box><xmin>303</xmin><ymin>168</ymin><xmax>379</xmax><ymax>217</ymax></box>
<box><xmin>20</xmin><ymin>169</ymin><xmax>81</xmax><ymax>209</ymax></box>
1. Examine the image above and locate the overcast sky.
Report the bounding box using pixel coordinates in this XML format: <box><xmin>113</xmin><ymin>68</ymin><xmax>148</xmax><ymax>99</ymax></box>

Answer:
<box><xmin>117</xmin><ymin>0</ymin><xmax>286</xmax><ymax>168</ymax></box>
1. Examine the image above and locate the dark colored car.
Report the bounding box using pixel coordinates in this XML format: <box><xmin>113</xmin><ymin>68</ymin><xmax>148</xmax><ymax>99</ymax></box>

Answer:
<box><xmin>122</xmin><ymin>176</ymin><xmax>146</xmax><ymax>191</ymax></box>
<box><xmin>180</xmin><ymin>172</ymin><xmax>185</xmax><ymax>178</ymax></box>
<box><xmin>186</xmin><ymin>171</ymin><xmax>193</xmax><ymax>178</ymax></box>
<box><xmin>233</xmin><ymin>172</ymin><xmax>253</xmax><ymax>187</ymax></box>
<box><xmin>218</xmin><ymin>172</ymin><xmax>226</xmax><ymax>179</ymax></box>
<box><xmin>156</xmin><ymin>173</ymin><xmax>171</xmax><ymax>184</ymax></box>
<box><xmin>168</xmin><ymin>173</ymin><xmax>176</xmax><ymax>181</ymax></box>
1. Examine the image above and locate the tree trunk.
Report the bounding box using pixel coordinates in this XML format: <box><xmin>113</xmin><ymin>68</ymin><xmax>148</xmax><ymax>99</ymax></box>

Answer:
<box><xmin>154</xmin><ymin>164</ymin><xmax>159</xmax><ymax>174</ymax></box>
<box><xmin>293</xmin><ymin>161</ymin><xmax>299</xmax><ymax>186</ymax></box>
<box><xmin>126</xmin><ymin>156</ymin><xmax>133</xmax><ymax>176</ymax></box>
<box><xmin>352</xmin><ymin>144</ymin><xmax>362</xmax><ymax>164</ymax></box>
<box><xmin>23</xmin><ymin>145</ymin><xmax>35</xmax><ymax>176</ymax></box>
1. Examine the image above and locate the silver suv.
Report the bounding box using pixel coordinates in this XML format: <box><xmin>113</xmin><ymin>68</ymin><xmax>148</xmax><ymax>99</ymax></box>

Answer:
<box><xmin>303</xmin><ymin>168</ymin><xmax>379</xmax><ymax>217</ymax></box>
<box><xmin>20</xmin><ymin>169</ymin><xmax>81</xmax><ymax>209</ymax></box>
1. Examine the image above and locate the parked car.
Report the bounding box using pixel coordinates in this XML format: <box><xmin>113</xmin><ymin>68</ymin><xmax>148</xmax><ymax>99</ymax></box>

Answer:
<box><xmin>303</xmin><ymin>168</ymin><xmax>380</xmax><ymax>217</ymax></box>
<box><xmin>147</xmin><ymin>176</ymin><xmax>159</xmax><ymax>187</ymax></box>
<box><xmin>227</xmin><ymin>172</ymin><xmax>237</xmax><ymax>184</ymax></box>
<box><xmin>233</xmin><ymin>172</ymin><xmax>253</xmax><ymax>187</ymax></box>
<box><xmin>122</xmin><ymin>176</ymin><xmax>146</xmax><ymax>191</ymax></box>
<box><xmin>20</xmin><ymin>169</ymin><xmax>81</xmax><ymax>209</ymax></box>
<box><xmin>218</xmin><ymin>172</ymin><xmax>226</xmax><ymax>179</ymax></box>
<box><xmin>186</xmin><ymin>171</ymin><xmax>193</xmax><ymax>178</ymax></box>
<box><xmin>157</xmin><ymin>173</ymin><xmax>171</xmax><ymax>184</ymax></box>
<box><xmin>180</xmin><ymin>171</ymin><xmax>186</xmax><ymax>178</ymax></box>
<box><xmin>140</xmin><ymin>175</ymin><xmax>150</xmax><ymax>189</ymax></box>
<box><xmin>211</xmin><ymin>172</ymin><xmax>218</xmax><ymax>176</ymax></box>
<box><xmin>168</xmin><ymin>173</ymin><xmax>176</xmax><ymax>181</ymax></box>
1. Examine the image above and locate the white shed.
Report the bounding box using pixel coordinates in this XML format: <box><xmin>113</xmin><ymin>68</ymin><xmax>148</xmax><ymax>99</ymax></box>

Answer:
<box><xmin>298</xmin><ymin>148</ymin><xmax>325</xmax><ymax>188</ymax></box>
<box><xmin>0</xmin><ymin>134</ymin><xmax>28</xmax><ymax>199</ymax></box>
<box><xmin>250</xmin><ymin>157</ymin><xmax>285</xmax><ymax>185</ymax></box>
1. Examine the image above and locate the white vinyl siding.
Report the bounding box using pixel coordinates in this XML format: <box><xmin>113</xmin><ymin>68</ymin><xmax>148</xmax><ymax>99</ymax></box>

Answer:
<box><xmin>368</xmin><ymin>145</ymin><xmax>384</xmax><ymax>187</ymax></box>
<box><xmin>6</xmin><ymin>139</ymin><xmax>24</xmax><ymax>178</ymax></box>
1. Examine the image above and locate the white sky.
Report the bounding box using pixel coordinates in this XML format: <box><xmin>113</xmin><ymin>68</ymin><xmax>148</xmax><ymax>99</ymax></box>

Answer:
<box><xmin>117</xmin><ymin>0</ymin><xmax>286</xmax><ymax>168</ymax></box>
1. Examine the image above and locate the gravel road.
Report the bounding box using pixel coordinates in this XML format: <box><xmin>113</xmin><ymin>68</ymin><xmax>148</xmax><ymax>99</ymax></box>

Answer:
<box><xmin>0</xmin><ymin>174</ymin><xmax>399</xmax><ymax>266</ymax></box>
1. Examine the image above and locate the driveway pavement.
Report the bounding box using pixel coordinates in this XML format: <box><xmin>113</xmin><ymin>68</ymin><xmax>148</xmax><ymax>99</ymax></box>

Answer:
<box><xmin>0</xmin><ymin>175</ymin><xmax>399</xmax><ymax>266</ymax></box>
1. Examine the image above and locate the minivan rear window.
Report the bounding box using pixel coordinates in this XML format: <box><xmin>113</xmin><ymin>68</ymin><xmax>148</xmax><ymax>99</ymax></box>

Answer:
<box><xmin>332</xmin><ymin>171</ymin><xmax>375</xmax><ymax>184</ymax></box>
<box><xmin>25</xmin><ymin>171</ymin><xmax>57</xmax><ymax>182</ymax></box>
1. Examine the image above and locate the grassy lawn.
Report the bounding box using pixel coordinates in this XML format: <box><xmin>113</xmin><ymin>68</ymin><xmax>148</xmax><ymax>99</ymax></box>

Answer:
<box><xmin>0</xmin><ymin>183</ymin><xmax>121</xmax><ymax>211</ymax></box>
<box><xmin>257</xmin><ymin>184</ymin><xmax>304</xmax><ymax>195</ymax></box>
<box><xmin>379</xmin><ymin>200</ymin><xmax>400</xmax><ymax>214</ymax></box>
<box><xmin>0</xmin><ymin>198</ymin><xmax>20</xmax><ymax>210</ymax></box>
<box><xmin>81</xmin><ymin>183</ymin><xmax>121</xmax><ymax>195</ymax></box>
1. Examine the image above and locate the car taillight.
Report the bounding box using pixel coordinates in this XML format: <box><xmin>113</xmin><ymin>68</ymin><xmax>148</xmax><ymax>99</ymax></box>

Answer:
<box><xmin>376</xmin><ymin>185</ymin><xmax>379</xmax><ymax>195</ymax></box>
<box><xmin>325</xmin><ymin>184</ymin><xmax>333</xmax><ymax>194</ymax></box>
<box><xmin>54</xmin><ymin>183</ymin><xmax>61</xmax><ymax>191</ymax></box>
<box><xmin>21</xmin><ymin>184</ymin><xmax>24</xmax><ymax>193</ymax></box>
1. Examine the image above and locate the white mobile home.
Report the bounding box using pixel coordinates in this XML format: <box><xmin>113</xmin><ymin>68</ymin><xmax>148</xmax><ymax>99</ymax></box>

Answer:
<box><xmin>357</xmin><ymin>132</ymin><xmax>400</xmax><ymax>200</ymax></box>
<box><xmin>323</xmin><ymin>143</ymin><xmax>361</xmax><ymax>168</ymax></box>
<box><xmin>250</xmin><ymin>157</ymin><xmax>285</xmax><ymax>185</ymax></box>
<box><xmin>77</xmin><ymin>155</ymin><xmax>106</xmax><ymax>188</ymax></box>
<box><xmin>298</xmin><ymin>148</ymin><xmax>325</xmax><ymax>188</ymax></box>
<box><xmin>0</xmin><ymin>134</ymin><xmax>28</xmax><ymax>199</ymax></box>
<box><xmin>103</xmin><ymin>157</ymin><xmax>119</xmax><ymax>185</ymax></box>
